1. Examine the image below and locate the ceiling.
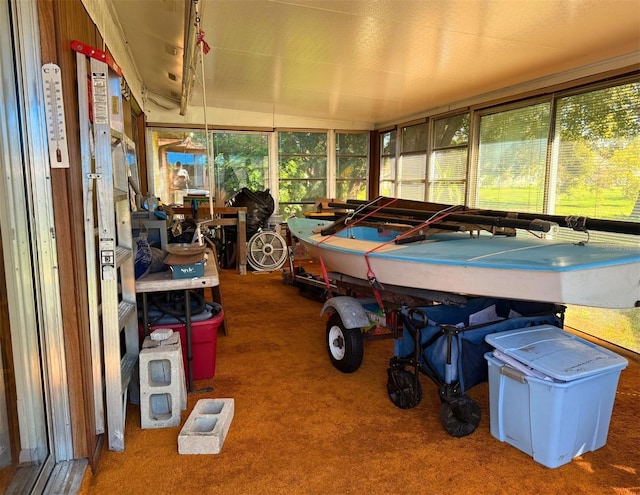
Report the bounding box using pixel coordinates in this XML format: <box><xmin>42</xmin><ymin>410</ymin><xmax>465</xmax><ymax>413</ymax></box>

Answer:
<box><xmin>111</xmin><ymin>0</ymin><xmax>640</xmax><ymax>127</ymax></box>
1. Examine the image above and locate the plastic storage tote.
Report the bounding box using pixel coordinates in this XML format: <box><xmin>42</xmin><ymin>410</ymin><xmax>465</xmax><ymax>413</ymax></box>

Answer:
<box><xmin>485</xmin><ymin>325</ymin><xmax>628</xmax><ymax>468</ymax></box>
<box><xmin>145</xmin><ymin>302</ymin><xmax>224</xmax><ymax>381</ymax></box>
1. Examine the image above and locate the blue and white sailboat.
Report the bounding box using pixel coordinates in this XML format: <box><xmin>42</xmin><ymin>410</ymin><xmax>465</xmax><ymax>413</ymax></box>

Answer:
<box><xmin>287</xmin><ymin>200</ymin><xmax>640</xmax><ymax>309</ymax></box>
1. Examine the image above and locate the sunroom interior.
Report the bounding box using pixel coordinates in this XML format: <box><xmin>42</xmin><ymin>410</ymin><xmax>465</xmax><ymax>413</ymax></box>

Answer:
<box><xmin>102</xmin><ymin>0</ymin><xmax>640</xmax><ymax>354</ymax></box>
<box><xmin>0</xmin><ymin>0</ymin><xmax>638</xmax><ymax>493</ymax></box>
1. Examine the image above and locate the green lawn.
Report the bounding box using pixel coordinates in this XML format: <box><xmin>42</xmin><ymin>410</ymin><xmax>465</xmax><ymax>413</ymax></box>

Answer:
<box><xmin>479</xmin><ymin>186</ymin><xmax>638</xmax><ymax>220</ymax></box>
<box><xmin>565</xmin><ymin>306</ymin><xmax>640</xmax><ymax>353</ymax></box>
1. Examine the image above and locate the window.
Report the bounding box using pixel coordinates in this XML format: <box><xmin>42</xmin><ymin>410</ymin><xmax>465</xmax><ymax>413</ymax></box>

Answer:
<box><xmin>476</xmin><ymin>102</ymin><xmax>551</xmax><ymax>212</ymax></box>
<box><xmin>146</xmin><ymin>128</ymin><xmax>210</xmax><ymax>205</ymax></box>
<box><xmin>147</xmin><ymin>128</ymin><xmax>368</xmax><ymax>215</ymax></box>
<box><xmin>146</xmin><ymin>129</ymin><xmax>272</xmax><ymax>206</ymax></box>
<box><xmin>380</xmin><ymin>118</ymin><xmax>471</xmax><ymax>204</ymax></box>
<box><xmin>379</xmin><ymin>130</ymin><xmax>397</xmax><ymax>197</ymax></box>
<box><xmin>551</xmin><ymin>82</ymin><xmax>640</xmax><ymax>240</ymax></box>
<box><xmin>398</xmin><ymin>123</ymin><xmax>428</xmax><ymax>200</ymax></box>
<box><xmin>212</xmin><ymin>132</ymin><xmax>270</xmax><ymax>204</ymax></box>
<box><xmin>430</xmin><ymin>114</ymin><xmax>469</xmax><ymax>204</ymax></box>
<box><xmin>335</xmin><ymin>132</ymin><xmax>368</xmax><ymax>201</ymax></box>
<box><xmin>278</xmin><ymin>131</ymin><xmax>327</xmax><ymax>217</ymax></box>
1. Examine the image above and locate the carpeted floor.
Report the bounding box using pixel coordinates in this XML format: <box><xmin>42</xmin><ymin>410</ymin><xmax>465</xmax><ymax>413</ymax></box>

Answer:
<box><xmin>79</xmin><ymin>266</ymin><xmax>640</xmax><ymax>495</ymax></box>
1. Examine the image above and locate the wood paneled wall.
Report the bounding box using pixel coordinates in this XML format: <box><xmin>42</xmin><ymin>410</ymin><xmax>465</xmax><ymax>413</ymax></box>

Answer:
<box><xmin>37</xmin><ymin>0</ymin><xmax>99</xmax><ymax>468</ymax></box>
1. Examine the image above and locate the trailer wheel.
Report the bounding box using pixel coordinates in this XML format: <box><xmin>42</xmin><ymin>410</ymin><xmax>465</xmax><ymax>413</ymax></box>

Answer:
<box><xmin>439</xmin><ymin>396</ymin><xmax>481</xmax><ymax>437</ymax></box>
<box><xmin>326</xmin><ymin>313</ymin><xmax>364</xmax><ymax>373</ymax></box>
<box><xmin>387</xmin><ymin>368</ymin><xmax>422</xmax><ymax>409</ymax></box>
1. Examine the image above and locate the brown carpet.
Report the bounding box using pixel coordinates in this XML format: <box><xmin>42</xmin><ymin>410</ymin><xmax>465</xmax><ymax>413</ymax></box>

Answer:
<box><xmin>80</xmin><ymin>266</ymin><xmax>640</xmax><ymax>495</ymax></box>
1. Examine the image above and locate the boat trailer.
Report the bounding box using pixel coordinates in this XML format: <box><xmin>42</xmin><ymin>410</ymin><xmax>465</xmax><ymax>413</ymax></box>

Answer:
<box><xmin>283</xmin><ymin>239</ymin><xmax>565</xmax><ymax>437</ymax></box>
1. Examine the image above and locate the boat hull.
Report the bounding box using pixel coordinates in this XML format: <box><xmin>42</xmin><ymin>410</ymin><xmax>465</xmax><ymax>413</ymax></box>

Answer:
<box><xmin>288</xmin><ymin>217</ymin><xmax>640</xmax><ymax>309</ymax></box>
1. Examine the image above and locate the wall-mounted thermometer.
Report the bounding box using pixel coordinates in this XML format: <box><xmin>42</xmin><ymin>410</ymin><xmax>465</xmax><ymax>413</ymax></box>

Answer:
<box><xmin>42</xmin><ymin>63</ymin><xmax>70</xmax><ymax>169</ymax></box>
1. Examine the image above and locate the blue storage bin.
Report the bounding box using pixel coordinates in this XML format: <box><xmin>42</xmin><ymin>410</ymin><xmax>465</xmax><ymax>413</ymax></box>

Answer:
<box><xmin>485</xmin><ymin>325</ymin><xmax>628</xmax><ymax>468</ymax></box>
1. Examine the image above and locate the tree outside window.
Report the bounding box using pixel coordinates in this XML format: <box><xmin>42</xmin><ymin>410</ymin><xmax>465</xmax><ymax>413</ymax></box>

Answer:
<box><xmin>278</xmin><ymin>131</ymin><xmax>327</xmax><ymax>217</ymax></box>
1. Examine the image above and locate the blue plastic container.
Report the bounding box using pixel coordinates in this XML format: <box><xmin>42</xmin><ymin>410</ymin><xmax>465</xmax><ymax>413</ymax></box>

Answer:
<box><xmin>485</xmin><ymin>325</ymin><xmax>628</xmax><ymax>468</ymax></box>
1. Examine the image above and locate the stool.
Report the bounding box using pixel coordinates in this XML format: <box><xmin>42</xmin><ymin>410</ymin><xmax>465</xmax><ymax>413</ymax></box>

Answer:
<box><xmin>139</xmin><ymin>332</ymin><xmax>187</xmax><ymax>429</ymax></box>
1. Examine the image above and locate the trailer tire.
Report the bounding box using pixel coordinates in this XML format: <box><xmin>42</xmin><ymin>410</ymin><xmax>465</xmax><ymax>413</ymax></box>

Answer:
<box><xmin>439</xmin><ymin>396</ymin><xmax>481</xmax><ymax>437</ymax></box>
<box><xmin>326</xmin><ymin>313</ymin><xmax>364</xmax><ymax>373</ymax></box>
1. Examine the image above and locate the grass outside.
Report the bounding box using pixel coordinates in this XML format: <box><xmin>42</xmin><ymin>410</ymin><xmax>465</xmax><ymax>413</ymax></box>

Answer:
<box><xmin>479</xmin><ymin>185</ymin><xmax>638</xmax><ymax>220</ymax></box>
<box><xmin>565</xmin><ymin>306</ymin><xmax>640</xmax><ymax>354</ymax></box>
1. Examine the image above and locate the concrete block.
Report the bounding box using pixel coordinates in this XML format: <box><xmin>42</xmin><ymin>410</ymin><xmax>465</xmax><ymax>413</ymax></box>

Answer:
<box><xmin>139</xmin><ymin>335</ymin><xmax>186</xmax><ymax>429</ymax></box>
<box><xmin>150</xmin><ymin>327</ymin><xmax>174</xmax><ymax>341</ymax></box>
<box><xmin>143</xmin><ymin>332</ymin><xmax>179</xmax><ymax>349</ymax></box>
<box><xmin>178</xmin><ymin>398</ymin><xmax>234</xmax><ymax>454</ymax></box>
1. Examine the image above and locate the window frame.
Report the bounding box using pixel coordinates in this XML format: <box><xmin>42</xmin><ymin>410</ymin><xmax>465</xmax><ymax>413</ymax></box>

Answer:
<box><xmin>379</xmin><ymin>129</ymin><xmax>397</xmax><ymax>197</ymax></box>
<box><xmin>277</xmin><ymin>130</ymin><xmax>329</xmax><ymax>217</ymax></box>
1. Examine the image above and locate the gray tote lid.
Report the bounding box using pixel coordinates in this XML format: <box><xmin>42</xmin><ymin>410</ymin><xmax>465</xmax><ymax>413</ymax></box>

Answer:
<box><xmin>485</xmin><ymin>325</ymin><xmax>628</xmax><ymax>381</ymax></box>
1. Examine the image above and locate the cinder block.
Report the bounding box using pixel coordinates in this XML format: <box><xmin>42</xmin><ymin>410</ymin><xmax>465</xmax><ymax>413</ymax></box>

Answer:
<box><xmin>142</xmin><ymin>333</ymin><xmax>187</xmax><ymax>410</ymax></box>
<box><xmin>139</xmin><ymin>335</ymin><xmax>187</xmax><ymax>429</ymax></box>
<box><xmin>143</xmin><ymin>331</ymin><xmax>179</xmax><ymax>348</ymax></box>
<box><xmin>178</xmin><ymin>398</ymin><xmax>234</xmax><ymax>454</ymax></box>
<box><xmin>150</xmin><ymin>327</ymin><xmax>174</xmax><ymax>341</ymax></box>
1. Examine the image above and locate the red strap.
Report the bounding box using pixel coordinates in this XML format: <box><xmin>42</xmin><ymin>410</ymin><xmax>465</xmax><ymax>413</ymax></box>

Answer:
<box><xmin>317</xmin><ymin>199</ymin><xmax>458</xmax><ymax>306</ymax></box>
<box><xmin>318</xmin><ymin>256</ymin><xmax>332</xmax><ymax>291</ymax></box>
<box><xmin>197</xmin><ymin>29</ymin><xmax>211</xmax><ymax>54</ymax></box>
<box><xmin>363</xmin><ymin>204</ymin><xmax>463</xmax><ymax>310</ymax></box>
<box><xmin>315</xmin><ymin>197</ymin><xmax>397</xmax><ymax>292</ymax></box>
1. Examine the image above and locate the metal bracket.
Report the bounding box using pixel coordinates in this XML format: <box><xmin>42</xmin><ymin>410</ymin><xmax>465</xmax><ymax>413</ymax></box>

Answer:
<box><xmin>71</xmin><ymin>40</ymin><xmax>122</xmax><ymax>76</ymax></box>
